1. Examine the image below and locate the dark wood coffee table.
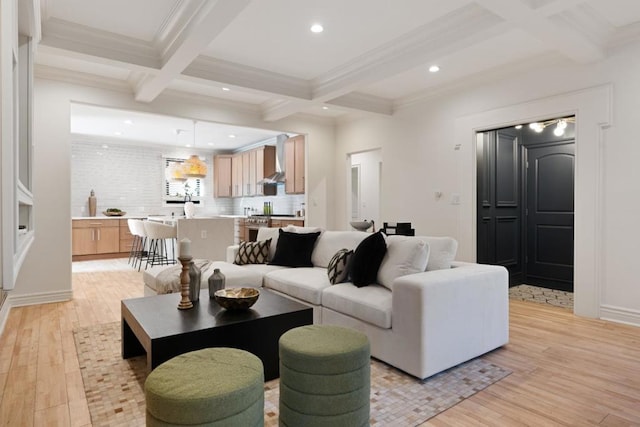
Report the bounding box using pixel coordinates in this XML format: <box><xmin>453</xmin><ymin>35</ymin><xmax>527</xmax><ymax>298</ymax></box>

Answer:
<box><xmin>121</xmin><ymin>288</ymin><xmax>313</xmax><ymax>380</ymax></box>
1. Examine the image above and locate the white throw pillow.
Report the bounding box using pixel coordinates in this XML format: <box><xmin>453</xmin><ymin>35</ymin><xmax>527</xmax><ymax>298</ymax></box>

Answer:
<box><xmin>377</xmin><ymin>236</ymin><xmax>429</xmax><ymax>290</ymax></box>
<box><xmin>415</xmin><ymin>236</ymin><xmax>458</xmax><ymax>270</ymax></box>
<box><xmin>256</xmin><ymin>227</ymin><xmax>281</xmax><ymax>261</ymax></box>
<box><xmin>283</xmin><ymin>225</ymin><xmax>324</xmax><ymax>234</ymax></box>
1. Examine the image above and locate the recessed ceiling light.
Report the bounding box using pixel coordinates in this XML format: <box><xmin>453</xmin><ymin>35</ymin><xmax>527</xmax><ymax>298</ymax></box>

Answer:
<box><xmin>222</xmin><ymin>87</ymin><xmax>230</xmax><ymax>91</ymax></box>
<box><xmin>228</xmin><ymin>134</ymin><xmax>236</xmax><ymax>138</ymax></box>
<box><xmin>124</xmin><ymin>119</ymin><xmax>133</xmax><ymax>125</ymax></box>
<box><xmin>208</xmin><ymin>142</ymin><xmax>215</xmax><ymax>146</ymax></box>
<box><xmin>515</xmin><ymin>125</ymin><xmax>523</xmax><ymax>129</ymax></box>
<box><xmin>428</xmin><ymin>65</ymin><xmax>440</xmax><ymax>73</ymax></box>
<box><xmin>114</xmin><ymin>131</ymin><xmax>122</xmax><ymax>136</ymax></box>
<box><xmin>322</xmin><ymin>106</ymin><xmax>329</xmax><ymax>110</ymax></box>
<box><xmin>310</xmin><ymin>24</ymin><xmax>324</xmax><ymax>33</ymax></box>
<box><xmin>185</xmin><ymin>144</ymin><xmax>192</xmax><ymax>148</ymax></box>
<box><xmin>102</xmin><ymin>144</ymin><xmax>109</xmax><ymax>149</ymax></box>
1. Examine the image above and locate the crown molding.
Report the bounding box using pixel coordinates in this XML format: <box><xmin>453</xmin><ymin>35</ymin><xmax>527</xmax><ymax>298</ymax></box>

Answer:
<box><xmin>185</xmin><ymin>56</ymin><xmax>311</xmax><ymax>100</ymax></box>
<box><xmin>35</xmin><ymin>64</ymin><xmax>133</xmax><ymax>93</ymax></box>
<box><xmin>327</xmin><ymin>92</ymin><xmax>393</xmax><ymax>116</ymax></box>
<box><xmin>311</xmin><ymin>3</ymin><xmax>503</xmax><ymax>102</ymax></box>
<box><xmin>153</xmin><ymin>0</ymin><xmax>196</xmax><ymax>55</ymax></box>
<box><xmin>41</xmin><ymin>18</ymin><xmax>161</xmax><ymax>69</ymax></box>
<box><xmin>607</xmin><ymin>22</ymin><xmax>640</xmax><ymax>50</ymax></box>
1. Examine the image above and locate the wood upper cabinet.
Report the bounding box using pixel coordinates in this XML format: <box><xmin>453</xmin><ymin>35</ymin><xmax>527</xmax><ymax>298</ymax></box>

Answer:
<box><xmin>255</xmin><ymin>145</ymin><xmax>276</xmax><ymax>196</ymax></box>
<box><xmin>242</xmin><ymin>151</ymin><xmax>251</xmax><ymax>196</ymax></box>
<box><xmin>213</xmin><ymin>155</ymin><xmax>233</xmax><ymax>198</ymax></box>
<box><xmin>231</xmin><ymin>153</ymin><xmax>243</xmax><ymax>197</ymax></box>
<box><xmin>229</xmin><ymin>146</ymin><xmax>276</xmax><ymax>198</ymax></box>
<box><xmin>72</xmin><ymin>219</ymin><xmax>120</xmax><ymax>256</ymax></box>
<box><xmin>285</xmin><ymin>135</ymin><xmax>305</xmax><ymax>194</ymax></box>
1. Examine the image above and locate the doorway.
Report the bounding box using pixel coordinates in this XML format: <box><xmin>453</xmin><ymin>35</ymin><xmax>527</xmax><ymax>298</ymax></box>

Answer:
<box><xmin>476</xmin><ymin>117</ymin><xmax>575</xmax><ymax>292</ymax></box>
<box><xmin>347</xmin><ymin>150</ymin><xmax>381</xmax><ymax>228</ymax></box>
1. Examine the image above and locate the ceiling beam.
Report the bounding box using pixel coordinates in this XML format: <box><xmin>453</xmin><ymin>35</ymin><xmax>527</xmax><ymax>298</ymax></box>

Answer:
<box><xmin>476</xmin><ymin>0</ymin><xmax>604</xmax><ymax>63</ymax></box>
<box><xmin>134</xmin><ymin>0</ymin><xmax>251</xmax><ymax>103</ymax></box>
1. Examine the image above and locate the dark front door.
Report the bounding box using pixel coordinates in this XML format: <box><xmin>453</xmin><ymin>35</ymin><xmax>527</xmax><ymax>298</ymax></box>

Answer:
<box><xmin>524</xmin><ymin>142</ymin><xmax>575</xmax><ymax>291</ymax></box>
<box><xmin>477</xmin><ymin>128</ymin><xmax>523</xmax><ymax>284</ymax></box>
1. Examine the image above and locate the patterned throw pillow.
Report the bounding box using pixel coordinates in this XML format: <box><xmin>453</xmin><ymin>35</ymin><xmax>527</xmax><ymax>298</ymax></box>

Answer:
<box><xmin>327</xmin><ymin>248</ymin><xmax>354</xmax><ymax>284</ymax></box>
<box><xmin>234</xmin><ymin>239</ymin><xmax>271</xmax><ymax>265</ymax></box>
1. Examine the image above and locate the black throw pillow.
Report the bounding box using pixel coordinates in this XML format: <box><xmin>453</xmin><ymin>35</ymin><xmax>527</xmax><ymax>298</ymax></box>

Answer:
<box><xmin>350</xmin><ymin>231</ymin><xmax>387</xmax><ymax>287</ymax></box>
<box><xmin>269</xmin><ymin>229</ymin><xmax>321</xmax><ymax>267</ymax></box>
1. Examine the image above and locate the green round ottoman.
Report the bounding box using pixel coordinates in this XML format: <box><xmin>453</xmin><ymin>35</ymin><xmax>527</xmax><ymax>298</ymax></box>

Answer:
<box><xmin>278</xmin><ymin>325</ymin><xmax>370</xmax><ymax>427</ymax></box>
<box><xmin>144</xmin><ymin>348</ymin><xmax>264</xmax><ymax>426</ymax></box>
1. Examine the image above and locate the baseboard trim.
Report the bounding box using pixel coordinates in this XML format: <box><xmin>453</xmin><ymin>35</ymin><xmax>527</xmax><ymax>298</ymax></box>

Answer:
<box><xmin>9</xmin><ymin>290</ymin><xmax>73</xmax><ymax>308</ymax></box>
<box><xmin>0</xmin><ymin>297</ymin><xmax>11</xmax><ymax>338</ymax></box>
<box><xmin>600</xmin><ymin>304</ymin><xmax>640</xmax><ymax>327</ymax></box>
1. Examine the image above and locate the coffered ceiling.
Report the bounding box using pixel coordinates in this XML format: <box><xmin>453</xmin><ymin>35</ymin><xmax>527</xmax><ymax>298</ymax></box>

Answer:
<box><xmin>33</xmin><ymin>0</ymin><xmax>640</xmax><ymax>123</ymax></box>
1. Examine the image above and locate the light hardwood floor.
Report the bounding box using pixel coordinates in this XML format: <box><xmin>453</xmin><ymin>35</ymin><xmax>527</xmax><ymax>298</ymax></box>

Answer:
<box><xmin>0</xmin><ymin>260</ymin><xmax>639</xmax><ymax>426</ymax></box>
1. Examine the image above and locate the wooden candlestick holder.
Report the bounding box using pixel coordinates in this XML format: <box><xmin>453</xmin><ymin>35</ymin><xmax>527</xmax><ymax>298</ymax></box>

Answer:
<box><xmin>177</xmin><ymin>256</ymin><xmax>193</xmax><ymax>310</ymax></box>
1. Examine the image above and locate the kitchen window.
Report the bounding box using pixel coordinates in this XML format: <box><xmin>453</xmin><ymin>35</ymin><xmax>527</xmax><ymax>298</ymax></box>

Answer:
<box><xmin>163</xmin><ymin>157</ymin><xmax>202</xmax><ymax>204</ymax></box>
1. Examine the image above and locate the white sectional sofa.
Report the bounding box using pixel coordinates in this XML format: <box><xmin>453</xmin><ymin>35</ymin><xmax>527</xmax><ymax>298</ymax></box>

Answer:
<box><xmin>143</xmin><ymin>226</ymin><xmax>509</xmax><ymax>380</ymax></box>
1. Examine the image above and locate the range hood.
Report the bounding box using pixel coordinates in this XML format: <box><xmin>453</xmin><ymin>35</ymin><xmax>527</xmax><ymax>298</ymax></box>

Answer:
<box><xmin>259</xmin><ymin>134</ymin><xmax>289</xmax><ymax>184</ymax></box>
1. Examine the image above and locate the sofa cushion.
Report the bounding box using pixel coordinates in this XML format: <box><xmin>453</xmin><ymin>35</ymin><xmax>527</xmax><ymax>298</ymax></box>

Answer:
<box><xmin>322</xmin><ymin>283</ymin><xmax>392</xmax><ymax>329</ymax></box>
<box><xmin>311</xmin><ymin>231</ymin><xmax>368</xmax><ymax>268</ymax></box>
<box><xmin>233</xmin><ymin>239</ymin><xmax>271</xmax><ymax>265</ymax></box>
<box><xmin>378</xmin><ymin>236</ymin><xmax>429</xmax><ymax>290</ymax></box>
<box><xmin>350</xmin><ymin>231</ymin><xmax>387</xmax><ymax>287</ymax></box>
<box><xmin>414</xmin><ymin>236</ymin><xmax>458</xmax><ymax>270</ymax></box>
<box><xmin>263</xmin><ymin>267</ymin><xmax>330</xmax><ymax>305</ymax></box>
<box><xmin>270</xmin><ymin>230</ymin><xmax>321</xmax><ymax>267</ymax></box>
<box><xmin>327</xmin><ymin>249</ymin><xmax>353</xmax><ymax>284</ymax></box>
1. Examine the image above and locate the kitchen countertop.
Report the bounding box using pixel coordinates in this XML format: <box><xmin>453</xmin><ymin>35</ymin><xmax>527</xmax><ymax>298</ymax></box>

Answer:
<box><xmin>72</xmin><ymin>215</ymin><xmax>147</xmax><ymax>220</ymax></box>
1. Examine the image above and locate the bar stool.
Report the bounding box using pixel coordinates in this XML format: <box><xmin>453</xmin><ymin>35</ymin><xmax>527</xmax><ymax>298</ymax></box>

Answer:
<box><xmin>143</xmin><ymin>221</ymin><xmax>177</xmax><ymax>270</ymax></box>
<box><xmin>127</xmin><ymin>219</ymin><xmax>146</xmax><ymax>269</ymax></box>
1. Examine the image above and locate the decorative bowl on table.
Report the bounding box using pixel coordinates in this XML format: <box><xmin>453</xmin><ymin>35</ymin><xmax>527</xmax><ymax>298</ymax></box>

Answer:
<box><xmin>214</xmin><ymin>288</ymin><xmax>260</xmax><ymax>310</ymax></box>
<box><xmin>350</xmin><ymin>220</ymin><xmax>373</xmax><ymax>232</ymax></box>
<box><xmin>103</xmin><ymin>209</ymin><xmax>126</xmax><ymax>217</ymax></box>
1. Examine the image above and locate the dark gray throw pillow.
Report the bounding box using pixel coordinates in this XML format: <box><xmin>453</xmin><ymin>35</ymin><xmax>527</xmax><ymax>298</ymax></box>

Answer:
<box><xmin>327</xmin><ymin>248</ymin><xmax>353</xmax><ymax>284</ymax></box>
<box><xmin>269</xmin><ymin>230</ymin><xmax>321</xmax><ymax>267</ymax></box>
<box><xmin>350</xmin><ymin>231</ymin><xmax>387</xmax><ymax>287</ymax></box>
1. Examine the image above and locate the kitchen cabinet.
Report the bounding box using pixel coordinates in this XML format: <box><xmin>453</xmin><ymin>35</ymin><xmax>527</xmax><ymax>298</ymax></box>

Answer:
<box><xmin>72</xmin><ymin>219</ymin><xmax>120</xmax><ymax>257</ymax></box>
<box><xmin>213</xmin><ymin>154</ymin><xmax>233</xmax><ymax>198</ymax></box>
<box><xmin>119</xmin><ymin>219</ymin><xmax>135</xmax><ymax>253</ymax></box>
<box><xmin>228</xmin><ymin>146</ymin><xmax>276</xmax><ymax>198</ymax></box>
<box><xmin>242</xmin><ymin>151</ymin><xmax>251</xmax><ymax>196</ymax></box>
<box><xmin>232</xmin><ymin>153</ymin><xmax>243</xmax><ymax>197</ymax></box>
<box><xmin>255</xmin><ymin>146</ymin><xmax>276</xmax><ymax>196</ymax></box>
<box><xmin>284</xmin><ymin>135</ymin><xmax>305</xmax><ymax>194</ymax></box>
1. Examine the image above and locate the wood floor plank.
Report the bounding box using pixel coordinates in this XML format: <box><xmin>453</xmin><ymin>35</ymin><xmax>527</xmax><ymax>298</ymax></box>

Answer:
<box><xmin>1</xmin><ymin>258</ymin><xmax>639</xmax><ymax>426</ymax></box>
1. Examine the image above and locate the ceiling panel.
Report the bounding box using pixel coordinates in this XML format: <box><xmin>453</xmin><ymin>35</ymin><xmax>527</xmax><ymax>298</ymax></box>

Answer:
<box><xmin>585</xmin><ymin>0</ymin><xmax>640</xmax><ymax>28</ymax></box>
<box><xmin>45</xmin><ymin>0</ymin><xmax>179</xmax><ymax>42</ymax></box>
<box><xmin>361</xmin><ymin>29</ymin><xmax>549</xmax><ymax>100</ymax></box>
<box><xmin>203</xmin><ymin>0</ymin><xmax>472</xmax><ymax>80</ymax></box>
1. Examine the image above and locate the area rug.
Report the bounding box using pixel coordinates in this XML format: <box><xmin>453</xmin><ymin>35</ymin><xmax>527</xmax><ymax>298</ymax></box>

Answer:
<box><xmin>509</xmin><ymin>284</ymin><xmax>573</xmax><ymax>309</ymax></box>
<box><xmin>74</xmin><ymin>322</ymin><xmax>510</xmax><ymax>427</ymax></box>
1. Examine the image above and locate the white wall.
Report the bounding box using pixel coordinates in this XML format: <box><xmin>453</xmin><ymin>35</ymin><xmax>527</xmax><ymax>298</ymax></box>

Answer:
<box><xmin>335</xmin><ymin>41</ymin><xmax>640</xmax><ymax>326</ymax></box>
<box><xmin>13</xmin><ymin>78</ymin><xmax>335</xmax><ymax>300</ymax></box>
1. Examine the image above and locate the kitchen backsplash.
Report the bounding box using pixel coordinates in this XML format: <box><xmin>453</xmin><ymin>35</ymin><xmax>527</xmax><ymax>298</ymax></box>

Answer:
<box><xmin>71</xmin><ymin>141</ymin><xmax>304</xmax><ymax>217</ymax></box>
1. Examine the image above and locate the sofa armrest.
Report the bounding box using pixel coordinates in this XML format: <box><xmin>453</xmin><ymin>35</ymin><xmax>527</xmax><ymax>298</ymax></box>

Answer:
<box><xmin>391</xmin><ymin>263</ymin><xmax>509</xmax><ymax>377</ymax></box>
<box><xmin>226</xmin><ymin>245</ymin><xmax>239</xmax><ymax>263</ymax></box>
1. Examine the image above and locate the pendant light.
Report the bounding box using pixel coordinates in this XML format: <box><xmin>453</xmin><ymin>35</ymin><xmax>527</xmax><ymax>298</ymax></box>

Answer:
<box><xmin>182</xmin><ymin>120</ymin><xmax>208</xmax><ymax>178</ymax></box>
<box><xmin>165</xmin><ymin>161</ymin><xmax>187</xmax><ymax>182</ymax></box>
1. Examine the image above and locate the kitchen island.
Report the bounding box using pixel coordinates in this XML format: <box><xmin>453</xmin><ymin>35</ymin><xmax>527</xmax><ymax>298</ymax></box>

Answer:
<box><xmin>72</xmin><ymin>216</ymin><xmax>235</xmax><ymax>262</ymax></box>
